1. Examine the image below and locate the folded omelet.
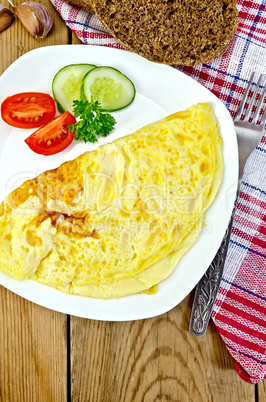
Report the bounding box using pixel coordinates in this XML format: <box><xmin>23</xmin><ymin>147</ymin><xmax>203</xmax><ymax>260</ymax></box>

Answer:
<box><xmin>0</xmin><ymin>103</ymin><xmax>223</xmax><ymax>298</ymax></box>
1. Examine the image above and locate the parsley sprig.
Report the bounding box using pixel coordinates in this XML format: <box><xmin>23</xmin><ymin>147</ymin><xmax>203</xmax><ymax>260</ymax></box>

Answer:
<box><xmin>68</xmin><ymin>99</ymin><xmax>116</xmax><ymax>143</ymax></box>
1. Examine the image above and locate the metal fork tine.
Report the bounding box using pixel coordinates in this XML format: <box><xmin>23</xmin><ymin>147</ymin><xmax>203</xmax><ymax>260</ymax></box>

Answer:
<box><xmin>235</xmin><ymin>72</ymin><xmax>255</xmax><ymax>121</ymax></box>
<box><xmin>244</xmin><ymin>74</ymin><xmax>265</xmax><ymax>122</ymax></box>
<box><xmin>253</xmin><ymin>82</ymin><xmax>266</xmax><ymax>125</ymax></box>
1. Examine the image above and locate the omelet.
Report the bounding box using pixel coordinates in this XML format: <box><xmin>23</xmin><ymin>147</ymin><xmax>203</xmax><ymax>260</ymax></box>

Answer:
<box><xmin>0</xmin><ymin>103</ymin><xmax>223</xmax><ymax>298</ymax></box>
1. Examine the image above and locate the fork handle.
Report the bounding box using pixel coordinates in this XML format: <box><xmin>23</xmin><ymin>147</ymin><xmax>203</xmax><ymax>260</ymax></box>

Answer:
<box><xmin>189</xmin><ymin>212</ymin><xmax>234</xmax><ymax>336</ymax></box>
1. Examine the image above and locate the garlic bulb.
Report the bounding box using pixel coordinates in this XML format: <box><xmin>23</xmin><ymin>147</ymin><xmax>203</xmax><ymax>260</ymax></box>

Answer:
<box><xmin>16</xmin><ymin>1</ymin><xmax>53</xmax><ymax>39</ymax></box>
<box><xmin>0</xmin><ymin>4</ymin><xmax>14</xmax><ymax>32</ymax></box>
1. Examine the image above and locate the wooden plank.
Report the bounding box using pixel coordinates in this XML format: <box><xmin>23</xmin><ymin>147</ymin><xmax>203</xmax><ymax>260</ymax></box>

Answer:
<box><xmin>258</xmin><ymin>381</ymin><xmax>266</xmax><ymax>401</ymax></box>
<box><xmin>0</xmin><ymin>1</ymin><xmax>69</xmax><ymax>400</ymax></box>
<box><xmin>0</xmin><ymin>288</ymin><xmax>68</xmax><ymax>401</ymax></box>
<box><xmin>70</xmin><ymin>294</ymin><xmax>255</xmax><ymax>401</ymax></box>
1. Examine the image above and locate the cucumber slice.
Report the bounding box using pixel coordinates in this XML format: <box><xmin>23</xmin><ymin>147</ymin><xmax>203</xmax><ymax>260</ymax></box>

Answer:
<box><xmin>52</xmin><ymin>64</ymin><xmax>96</xmax><ymax>113</ymax></box>
<box><xmin>81</xmin><ymin>66</ymin><xmax>135</xmax><ymax>111</ymax></box>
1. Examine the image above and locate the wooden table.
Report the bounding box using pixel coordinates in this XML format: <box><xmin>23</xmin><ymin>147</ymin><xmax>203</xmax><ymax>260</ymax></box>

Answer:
<box><xmin>0</xmin><ymin>2</ymin><xmax>265</xmax><ymax>401</ymax></box>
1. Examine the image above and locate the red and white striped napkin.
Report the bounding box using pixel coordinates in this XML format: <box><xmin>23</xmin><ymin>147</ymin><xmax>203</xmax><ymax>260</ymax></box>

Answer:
<box><xmin>50</xmin><ymin>0</ymin><xmax>266</xmax><ymax>384</ymax></box>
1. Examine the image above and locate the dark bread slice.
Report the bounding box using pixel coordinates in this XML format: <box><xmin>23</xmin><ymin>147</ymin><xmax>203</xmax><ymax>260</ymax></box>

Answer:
<box><xmin>67</xmin><ymin>0</ymin><xmax>239</xmax><ymax>66</ymax></box>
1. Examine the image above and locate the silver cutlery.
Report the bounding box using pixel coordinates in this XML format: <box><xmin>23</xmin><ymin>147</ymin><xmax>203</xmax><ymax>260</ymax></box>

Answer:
<box><xmin>189</xmin><ymin>72</ymin><xmax>266</xmax><ymax>336</ymax></box>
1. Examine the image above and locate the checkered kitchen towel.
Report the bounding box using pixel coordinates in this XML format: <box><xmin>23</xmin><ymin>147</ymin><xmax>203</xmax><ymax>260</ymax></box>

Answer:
<box><xmin>50</xmin><ymin>0</ymin><xmax>266</xmax><ymax>384</ymax></box>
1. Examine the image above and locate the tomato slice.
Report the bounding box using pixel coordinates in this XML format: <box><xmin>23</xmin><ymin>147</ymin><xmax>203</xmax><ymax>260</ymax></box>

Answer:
<box><xmin>25</xmin><ymin>112</ymin><xmax>76</xmax><ymax>156</ymax></box>
<box><xmin>1</xmin><ymin>92</ymin><xmax>56</xmax><ymax>129</ymax></box>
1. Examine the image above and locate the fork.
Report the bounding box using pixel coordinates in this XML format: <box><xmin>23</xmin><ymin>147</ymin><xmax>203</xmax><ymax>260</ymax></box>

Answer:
<box><xmin>189</xmin><ymin>72</ymin><xmax>266</xmax><ymax>336</ymax></box>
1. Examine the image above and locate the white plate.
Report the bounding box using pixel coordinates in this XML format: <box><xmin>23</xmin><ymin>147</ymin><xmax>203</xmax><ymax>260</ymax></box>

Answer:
<box><xmin>0</xmin><ymin>45</ymin><xmax>238</xmax><ymax>321</ymax></box>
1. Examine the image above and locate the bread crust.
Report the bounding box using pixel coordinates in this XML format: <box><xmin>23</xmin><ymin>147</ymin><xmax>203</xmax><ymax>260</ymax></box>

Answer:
<box><xmin>65</xmin><ymin>0</ymin><xmax>95</xmax><ymax>12</ymax></box>
<box><xmin>67</xmin><ymin>0</ymin><xmax>239</xmax><ymax>66</ymax></box>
